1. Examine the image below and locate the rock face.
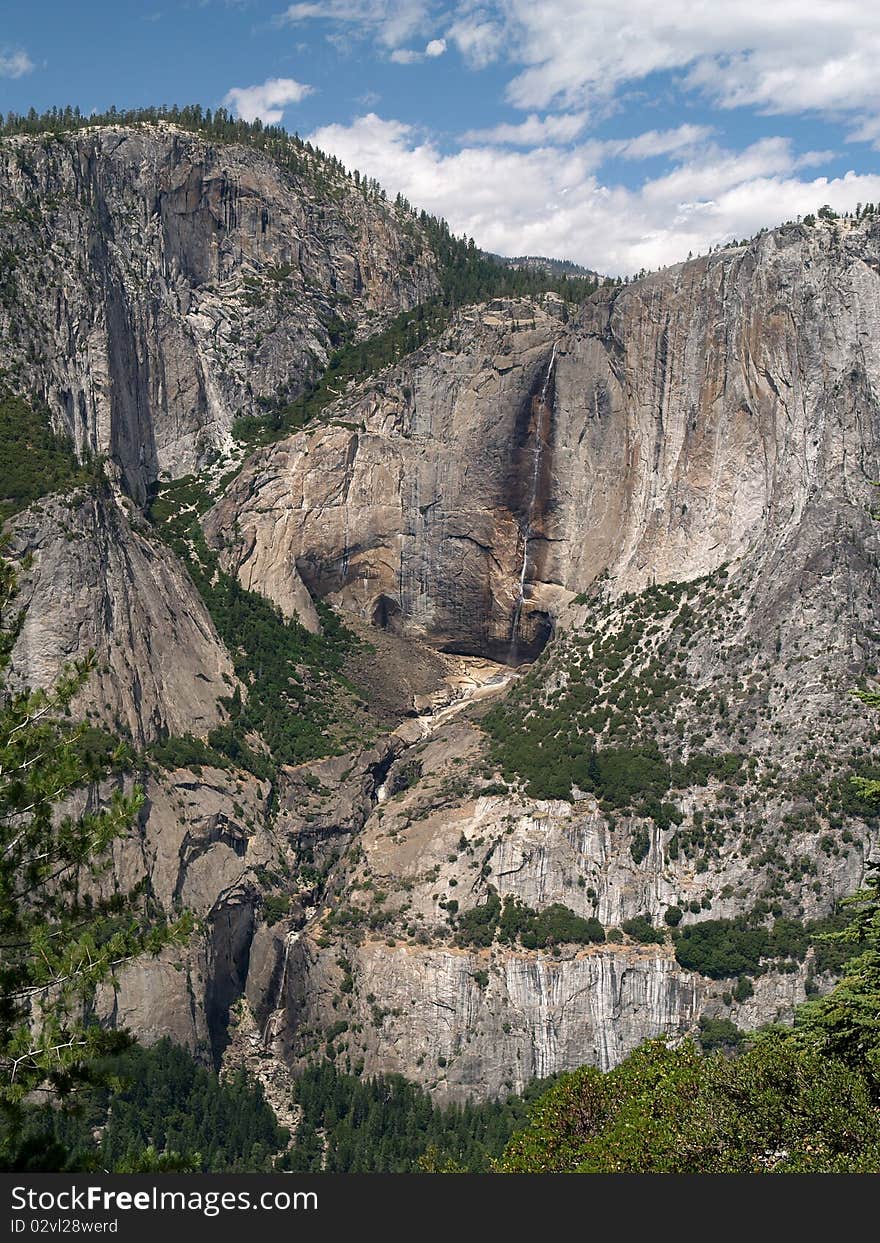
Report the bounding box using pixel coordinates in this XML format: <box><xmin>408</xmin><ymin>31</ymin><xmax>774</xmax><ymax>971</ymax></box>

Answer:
<box><xmin>206</xmin><ymin>298</ymin><xmax>567</xmax><ymax>657</ymax></box>
<box><xmin>219</xmin><ymin>217</ymin><xmax>880</xmax><ymax>1097</ymax></box>
<box><xmin>6</xmin><ymin>124</ymin><xmax>880</xmax><ymax>1103</ymax></box>
<box><xmin>284</xmin><ymin>938</ymin><xmax>708</xmax><ymax>1100</ymax></box>
<box><xmin>212</xmin><ymin>221</ymin><xmax>880</xmax><ymax>651</ymax></box>
<box><xmin>260</xmin><ymin>676</ymin><xmax>861</xmax><ymax>1099</ymax></box>
<box><xmin>546</xmin><ymin>221</ymin><xmax>880</xmax><ymax>595</ymax></box>
<box><xmin>6</xmin><ymin>491</ymin><xmax>234</xmax><ymax>746</ymax></box>
<box><xmin>0</xmin><ymin>125</ymin><xmax>438</xmax><ymax>500</ymax></box>
<box><xmin>96</xmin><ymin>760</ymin><xmax>280</xmax><ymax>1059</ymax></box>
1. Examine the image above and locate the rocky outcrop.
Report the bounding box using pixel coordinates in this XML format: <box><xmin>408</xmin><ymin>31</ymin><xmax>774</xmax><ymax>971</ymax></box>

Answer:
<box><xmin>0</xmin><ymin>124</ymin><xmax>439</xmax><ymax>500</ymax></box>
<box><xmin>281</xmin><ymin>935</ymin><xmax>814</xmax><ymax>1103</ymax></box>
<box><xmin>260</xmin><ymin>668</ymin><xmax>869</xmax><ymax>1098</ymax></box>
<box><xmin>282</xmin><ymin>937</ymin><xmax>707</xmax><ymax>1102</ymax></box>
<box><xmin>95</xmin><ymin>761</ymin><xmax>280</xmax><ymax>1058</ymax></box>
<box><xmin>6</xmin><ymin>490</ymin><xmax>234</xmax><ymax>746</ymax></box>
<box><xmin>211</xmin><ymin>221</ymin><xmax>880</xmax><ymax>656</ymax></box>
<box><xmin>206</xmin><ymin>297</ymin><xmax>567</xmax><ymax>656</ymax></box>
<box><xmin>546</xmin><ymin>219</ymin><xmax>880</xmax><ymax>594</ymax></box>
<box><xmin>7</xmin><ymin>134</ymin><xmax>880</xmax><ymax>1102</ymax></box>
<box><xmin>208</xmin><ymin>217</ymin><xmax>880</xmax><ymax>1097</ymax></box>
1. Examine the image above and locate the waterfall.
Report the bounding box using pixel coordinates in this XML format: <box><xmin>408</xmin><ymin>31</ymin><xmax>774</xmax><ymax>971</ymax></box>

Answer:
<box><xmin>261</xmin><ymin>928</ymin><xmax>300</xmax><ymax>1050</ymax></box>
<box><xmin>508</xmin><ymin>342</ymin><xmax>557</xmax><ymax>663</ymax></box>
<box><xmin>340</xmin><ymin>435</ymin><xmax>359</xmax><ymax>585</ymax></box>
<box><xmin>340</xmin><ymin>466</ymin><xmax>354</xmax><ymax>584</ymax></box>
<box><xmin>341</xmin><ymin>503</ymin><xmax>350</xmax><ymax>581</ymax></box>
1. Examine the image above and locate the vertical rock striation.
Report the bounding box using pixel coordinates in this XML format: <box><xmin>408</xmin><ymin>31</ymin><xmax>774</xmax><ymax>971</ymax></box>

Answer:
<box><xmin>6</xmin><ymin>128</ymin><xmax>880</xmax><ymax>1097</ymax></box>
<box><xmin>0</xmin><ymin>124</ymin><xmax>439</xmax><ymax>500</ymax></box>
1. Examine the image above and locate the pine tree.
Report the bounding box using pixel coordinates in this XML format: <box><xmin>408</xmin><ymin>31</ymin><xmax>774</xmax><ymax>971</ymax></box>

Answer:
<box><xmin>0</xmin><ymin>555</ymin><xmax>190</xmax><ymax>1158</ymax></box>
<box><xmin>795</xmin><ymin>869</ymin><xmax>880</xmax><ymax>1089</ymax></box>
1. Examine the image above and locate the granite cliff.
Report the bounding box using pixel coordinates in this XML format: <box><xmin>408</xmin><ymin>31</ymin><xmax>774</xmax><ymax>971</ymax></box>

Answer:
<box><xmin>3</xmin><ymin>122</ymin><xmax>880</xmax><ymax>1101</ymax></box>
<box><xmin>0</xmin><ymin>122</ymin><xmax>438</xmax><ymax>501</ymax></box>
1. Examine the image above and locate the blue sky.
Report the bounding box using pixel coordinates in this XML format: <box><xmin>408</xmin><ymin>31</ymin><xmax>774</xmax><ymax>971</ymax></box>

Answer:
<box><xmin>4</xmin><ymin>2</ymin><xmax>880</xmax><ymax>274</ymax></box>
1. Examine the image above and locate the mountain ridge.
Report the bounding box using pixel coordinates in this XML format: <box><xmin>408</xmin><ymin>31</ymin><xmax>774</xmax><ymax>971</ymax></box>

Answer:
<box><xmin>1</xmin><ymin>118</ymin><xmax>879</xmax><ymax>1099</ymax></box>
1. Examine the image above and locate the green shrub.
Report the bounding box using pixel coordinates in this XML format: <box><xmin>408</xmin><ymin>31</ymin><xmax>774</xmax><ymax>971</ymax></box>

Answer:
<box><xmin>263</xmin><ymin>895</ymin><xmax>291</xmax><ymax>925</ymax></box>
<box><xmin>455</xmin><ymin>891</ymin><xmax>502</xmax><ymax>947</ymax></box>
<box><xmin>673</xmin><ymin>911</ymin><xmax>839</xmax><ymax>980</ymax></box>
<box><xmin>629</xmin><ymin>825</ymin><xmax>650</xmax><ymax>864</ymax></box>
<box><xmin>674</xmin><ymin>918</ymin><xmax>771</xmax><ymax>978</ymax></box>
<box><xmin>697</xmin><ymin>1016</ymin><xmax>743</xmax><ymax>1052</ymax></box>
<box><xmin>458</xmin><ymin>894</ymin><xmax>605</xmax><ymax>949</ymax></box>
<box><xmin>498</xmin><ymin>1035</ymin><xmax>880</xmax><ymax>1173</ymax></box>
<box><xmin>732</xmin><ymin>975</ymin><xmax>754</xmax><ymax>1003</ymax></box>
<box><xmin>150</xmin><ymin>733</ymin><xmax>231</xmax><ymax>772</ymax></box>
<box><xmin>0</xmin><ymin>391</ymin><xmax>92</xmax><ymax>522</ymax></box>
<box><xmin>524</xmin><ymin>904</ymin><xmax>605</xmax><ymax>949</ymax></box>
<box><xmin>621</xmin><ymin>915</ymin><xmax>665</xmax><ymax>944</ymax></box>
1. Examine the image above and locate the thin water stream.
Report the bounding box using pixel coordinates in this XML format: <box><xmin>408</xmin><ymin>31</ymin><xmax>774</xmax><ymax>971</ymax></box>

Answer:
<box><xmin>508</xmin><ymin>343</ymin><xmax>557</xmax><ymax>662</ymax></box>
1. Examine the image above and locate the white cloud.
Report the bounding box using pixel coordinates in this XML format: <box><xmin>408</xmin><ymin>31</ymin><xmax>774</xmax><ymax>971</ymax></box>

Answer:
<box><xmin>223</xmin><ymin>77</ymin><xmax>314</xmax><ymax>124</ymax></box>
<box><xmin>390</xmin><ymin>35</ymin><xmax>447</xmax><ymax>63</ymax></box>
<box><xmin>605</xmin><ymin>124</ymin><xmax>714</xmax><ymax>161</ymax></box>
<box><xmin>258</xmin><ymin>4</ymin><xmax>880</xmax><ymax>275</ymax></box>
<box><xmin>277</xmin><ymin>1</ymin><xmax>432</xmax><ymax>50</ymax></box>
<box><xmin>276</xmin><ymin>1</ymin><xmax>490</xmax><ymax>65</ymax></box>
<box><xmin>276</xmin><ymin>3</ymin><xmax>880</xmax><ymax>133</ymax></box>
<box><xmin>846</xmin><ymin>117</ymin><xmax>880</xmax><ymax>152</ymax></box>
<box><xmin>482</xmin><ymin>0</ymin><xmax>880</xmax><ymax>131</ymax></box>
<box><xmin>462</xmin><ymin>112</ymin><xmax>591</xmax><ymax>146</ymax></box>
<box><xmin>0</xmin><ymin>49</ymin><xmax>34</xmax><ymax>79</ymax></box>
<box><xmin>462</xmin><ymin>117</ymin><xmax>710</xmax><ymax>154</ymax></box>
<box><xmin>447</xmin><ymin>11</ymin><xmax>504</xmax><ymax>68</ymax></box>
<box><xmin>308</xmin><ymin>112</ymin><xmax>880</xmax><ymax>275</ymax></box>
